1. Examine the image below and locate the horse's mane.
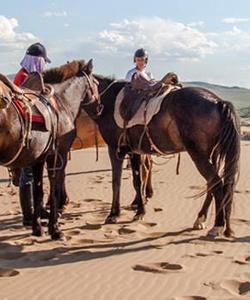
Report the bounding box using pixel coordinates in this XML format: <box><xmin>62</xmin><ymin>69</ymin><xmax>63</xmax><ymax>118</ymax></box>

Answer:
<box><xmin>43</xmin><ymin>60</ymin><xmax>86</xmax><ymax>84</ymax></box>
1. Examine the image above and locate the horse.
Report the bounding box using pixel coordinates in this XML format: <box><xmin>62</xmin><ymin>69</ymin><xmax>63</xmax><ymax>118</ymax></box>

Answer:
<box><xmin>0</xmin><ymin>59</ymin><xmax>98</xmax><ymax>240</ymax></box>
<box><xmin>82</xmin><ymin>74</ymin><xmax>240</xmax><ymax>238</ymax></box>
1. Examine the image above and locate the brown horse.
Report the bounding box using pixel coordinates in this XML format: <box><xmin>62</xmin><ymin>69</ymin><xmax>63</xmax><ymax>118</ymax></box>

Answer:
<box><xmin>0</xmin><ymin>59</ymin><xmax>98</xmax><ymax>240</ymax></box>
<box><xmin>82</xmin><ymin>74</ymin><xmax>240</xmax><ymax>238</ymax></box>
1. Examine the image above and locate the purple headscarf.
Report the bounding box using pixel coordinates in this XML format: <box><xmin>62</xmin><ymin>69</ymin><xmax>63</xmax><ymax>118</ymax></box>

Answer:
<box><xmin>20</xmin><ymin>54</ymin><xmax>46</xmax><ymax>74</ymax></box>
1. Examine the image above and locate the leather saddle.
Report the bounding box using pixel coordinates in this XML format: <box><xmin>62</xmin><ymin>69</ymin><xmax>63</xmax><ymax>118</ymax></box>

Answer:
<box><xmin>19</xmin><ymin>73</ymin><xmax>57</xmax><ymax>132</ymax></box>
<box><xmin>120</xmin><ymin>72</ymin><xmax>180</xmax><ymax>122</ymax></box>
<box><xmin>21</xmin><ymin>72</ymin><xmax>54</xmax><ymax>97</ymax></box>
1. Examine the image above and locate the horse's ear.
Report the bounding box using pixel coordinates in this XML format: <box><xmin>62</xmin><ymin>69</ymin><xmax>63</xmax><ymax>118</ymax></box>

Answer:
<box><xmin>85</xmin><ymin>59</ymin><xmax>93</xmax><ymax>74</ymax></box>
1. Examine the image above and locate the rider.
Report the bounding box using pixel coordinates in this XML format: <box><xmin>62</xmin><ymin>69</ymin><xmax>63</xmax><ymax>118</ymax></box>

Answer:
<box><xmin>125</xmin><ymin>48</ymin><xmax>154</xmax><ymax>82</ymax></box>
<box><xmin>14</xmin><ymin>42</ymin><xmax>51</xmax><ymax>226</ymax></box>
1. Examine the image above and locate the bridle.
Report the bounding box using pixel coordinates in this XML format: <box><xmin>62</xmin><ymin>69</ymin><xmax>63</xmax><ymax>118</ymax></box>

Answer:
<box><xmin>81</xmin><ymin>71</ymin><xmax>104</xmax><ymax>117</ymax></box>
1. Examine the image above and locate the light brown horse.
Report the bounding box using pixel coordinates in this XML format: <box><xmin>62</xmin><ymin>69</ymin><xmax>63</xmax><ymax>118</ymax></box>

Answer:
<box><xmin>0</xmin><ymin>59</ymin><xmax>98</xmax><ymax>240</ymax></box>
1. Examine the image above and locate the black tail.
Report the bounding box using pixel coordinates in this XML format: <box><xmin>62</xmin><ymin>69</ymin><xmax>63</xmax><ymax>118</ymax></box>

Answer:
<box><xmin>211</xmin><ymin>100</ymin><xmax>240</xmax><ymax>235</ymax></box>
<box><xmin>213</xmin><ymin>100</ymin><xmax>240</xmax><ymax>187</ymax></box>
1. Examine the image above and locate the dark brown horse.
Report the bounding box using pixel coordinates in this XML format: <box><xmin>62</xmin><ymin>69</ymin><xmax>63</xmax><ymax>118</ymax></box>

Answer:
<box><xmin>0</xmin><ymin>59</ymin><xmax>98</xmax><ymax>240</ymax></box>
<box><xmin>83</xmin><ymin>74</ymin><xmax>240</xmax><ymax>238</ymax></box>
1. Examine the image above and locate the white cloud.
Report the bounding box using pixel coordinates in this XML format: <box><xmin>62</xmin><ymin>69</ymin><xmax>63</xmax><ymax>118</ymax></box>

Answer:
<box><xmin>187</xmin><ymin>21</ymin><xmax>204</xmax><ymax>27</ymax></box>
<box><xmin>43</xmin><ymin>11</ymin><xmax>67</xmax><ymax>18</ymax></box>
<box><xmin>221</xmin><ymin>17</ymin><xmax>250</xmax><ymax>24</ymax></box>
<box><xmin>97</xmin><ymin>17</ymin><xmax>217</xmax><ymax>62</ymax></box>
<box><xmin>209</xmin><ymin>25</ymin><xmax>250</xmax><ymax>53</ymax></box>
<box><xmin>0</xmin><ymin>15</ymin><xmax>37</xmax><ymax>51</ymax></box>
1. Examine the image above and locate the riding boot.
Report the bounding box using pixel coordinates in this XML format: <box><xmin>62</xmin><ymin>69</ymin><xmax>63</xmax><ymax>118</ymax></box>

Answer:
<box><xmin>19</xmin><ymin>183</ymin><xmax>33</xmax><ymax>226</ymax></box>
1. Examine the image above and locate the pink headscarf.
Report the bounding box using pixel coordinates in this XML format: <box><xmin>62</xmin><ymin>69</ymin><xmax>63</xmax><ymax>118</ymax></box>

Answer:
<box><xmin>20</xmin><ymin>54</ymin><xmax>46</xmax><ymax>74</ymax></box>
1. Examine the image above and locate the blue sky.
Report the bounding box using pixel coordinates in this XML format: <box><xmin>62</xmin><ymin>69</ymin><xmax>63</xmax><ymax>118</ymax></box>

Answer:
<box><xmin>1</xmin><ymin>0</ymin><xmax>250</xmax><ymax>87</ymax></box>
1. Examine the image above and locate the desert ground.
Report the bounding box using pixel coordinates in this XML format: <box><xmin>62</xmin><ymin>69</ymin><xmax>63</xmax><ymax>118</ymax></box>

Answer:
<box><xmin>0</xmin><ymin>142</ymin><xmax>249</xmax><ymax>300</ymax></box>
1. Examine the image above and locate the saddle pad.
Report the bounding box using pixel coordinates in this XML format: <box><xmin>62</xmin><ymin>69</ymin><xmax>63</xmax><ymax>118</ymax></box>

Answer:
<box><xmin>14</xmin><ymin>96</ymin><xmax>57</xmax><ymax>132</ymax></box>
<box><xmin>114</xmin><ymin>86</ymin><xmax>175</xmax><ymax>129</ymax></box>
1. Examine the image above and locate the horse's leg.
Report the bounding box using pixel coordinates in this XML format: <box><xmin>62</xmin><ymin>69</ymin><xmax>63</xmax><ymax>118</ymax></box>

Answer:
<box><xmin>145</xmin><ymin>155</ymin><xmax>153</xmax><ymax>199</ymax></box>
<box><xmin>130</xmin><ymin>154</ymin><xmax>153</xmax><ymax>210</ymax></box>
<box><xmin>32</xmin><ymin>161</ymin><xmax>45</xmax><ymax>236</ymax></box>
<box><xmin>223</xmin><ymin>184</ymin><xmax>234</xmax><ymax>237</ymax></box>
<box><xmin>130</xmin><ymin>154</ymin><xmax>142</xmax><ymax>210</ymax></box>
<box><xmin>105</xmin><ymin>146</ymin><xmax>123</xmax><ymax>224</ymax></box>
<box><xmin>130</xmin><ymin>154</ymin><xmax>145</xmax><ymax>220</ymax></box>
<box><xmin>187</xmin><ymin>149</ymin><xmax>225</xmax><ymax>237</ymax></box>
<box><xmin>47</xmin><ymin>154</ymin><xmax>67</xmax><ymax>240</ymax></box>
<box><xmin>193</xmin><ymin>189</ymin><xmax>213</xmax><ymax>229</ymax></box>
<box><xmin>193</xmin><ymin>151</ymin><xmax>217</xmax><ymax>230</ymax></box>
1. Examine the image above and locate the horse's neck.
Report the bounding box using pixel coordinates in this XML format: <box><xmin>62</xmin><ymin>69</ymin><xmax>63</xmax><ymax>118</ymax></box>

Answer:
<box><xmin>53</xmin><ymin>77</ymin><xmax>85</xmax><ymax>121</ymax></box>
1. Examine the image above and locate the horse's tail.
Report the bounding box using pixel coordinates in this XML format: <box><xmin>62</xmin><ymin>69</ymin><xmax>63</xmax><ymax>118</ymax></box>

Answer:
<box><xmin>213</xmin><ymin>100</ymin><xmax>240</xmax><ymax>184</ymax></box>
<box><xmin>212</xmin><ymin>100</ymin><xmax>240</xmax><ymax>234</ymax></box>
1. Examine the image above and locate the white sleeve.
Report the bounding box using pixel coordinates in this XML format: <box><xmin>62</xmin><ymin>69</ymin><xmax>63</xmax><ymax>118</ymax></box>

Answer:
<box><xmin>125</xmin><ymin>69</ymin><xmax>136</xmax><ymax>82</ymax></box>
<box><xmin>148</xmin><ymin>71</ymin><xmax>154</xmax><ymax>80</ymax></box>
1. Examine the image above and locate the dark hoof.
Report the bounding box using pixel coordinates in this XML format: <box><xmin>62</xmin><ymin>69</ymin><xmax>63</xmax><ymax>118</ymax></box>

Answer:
<box><xmin>130</xmin><ymin>198</ymin><xmax>139</xmax><ymax>210</ymax></box>
<box><xmin>105</xmin><ymin>215</ymin><xmax>118</xmax><ymax>224</ymax></box>
<box><xmin>224</xmin><ymin>228</ymin><xmax>234</xmax><ymax>238</ymax></box>
<box><xmin>51</xmin><ymin>230</ymin><xmax>64</xmax><ymax>241</ymax></box>
<box><xmin>130</xmin><ymin>203</ymin><xmax>138</xmax><ymax>211</ymax></box>
<box><xmin>133</xmin><ymin>212</ymin><xmax>145</xmax><ymax>221</ymax></box>
<box><xmin>32</xmin><ymin>226</ymin><xmax>44</xmax><ymax>237</ymax></box>
<box><xmin>146</xmin><ymin>190</ymin><xmax>153</xmax><ymax>199</ymax></box>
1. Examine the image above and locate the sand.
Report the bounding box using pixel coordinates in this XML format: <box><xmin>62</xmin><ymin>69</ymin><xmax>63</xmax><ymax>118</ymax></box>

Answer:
<box><xmin>0</xmin><ymin>142</ymin><xmax>249</xmax><ymax>300</ymax></box>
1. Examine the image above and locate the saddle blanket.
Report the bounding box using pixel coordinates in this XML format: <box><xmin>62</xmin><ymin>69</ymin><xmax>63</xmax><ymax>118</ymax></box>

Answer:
<box><xmin>114</xmin><ymin>86</ymin><xmax>176</xmax><ymax>129</ymax></box>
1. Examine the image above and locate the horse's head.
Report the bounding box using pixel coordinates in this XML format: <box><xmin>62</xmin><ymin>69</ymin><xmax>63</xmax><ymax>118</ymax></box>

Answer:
<box><xmin>79</xmin><ymin>59</ymin><xmax>103</xmax><ymax>118</ymax></box>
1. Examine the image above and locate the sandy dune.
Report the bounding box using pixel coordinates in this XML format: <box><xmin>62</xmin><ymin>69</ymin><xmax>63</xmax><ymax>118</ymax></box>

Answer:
<box><xmin>0</xmin><ymin>142</ymin><xmax>249</xmax><ymax>300</ymax></box>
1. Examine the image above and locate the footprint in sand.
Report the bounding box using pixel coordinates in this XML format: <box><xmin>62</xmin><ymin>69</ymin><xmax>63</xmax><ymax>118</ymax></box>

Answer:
<box><xmin>189</xmin><ymin>185</ymin><xmax>202</xmax><ymax>190</ymax></box>
<box><xmin>83</xmin><ymin>199</ymin><xmax>103</xmax><ymax>203</ymax></box>
<box><xmin>82</xmin><ymin>222</ymin><xmax>102</xmax><ymax>230</ymax></box>
<box><xmin>140</xmin><ymin>221</ymin><xmax>157</xmax><ymax>228</ymax></box>
<box><xmin>232</xmin><ymin>218</ymin><xmax>250</xmax><ymax>226</ymax></box>
<box><xmin>185</xmin><ymin>250</ymin><xmax>224</xmax><ymax>258</ymax></box>
<box><xmin>132</xmin><ymin>262</ymin><xmax>184</xmax><ymax>274</ymax></box>
<box><xmin>72</xmin><ymin>238</ymin><xmax>108</xmax><ymax>245</ymax></box>
<box><xmin>118</xmin><ymin>227</ymin><xmax>137</xmax><ymax>235</ymax></box>
<box><xmin>174</xmin><ymin>297</ymin><xmax>207</xmax><ymax>300</ymax></box>
<box><xmin>220</xmin><ymin>279</ymin><xmax>250</xmax><ymax>296</ymax></box>
<box><xmin>234</xmin><ymin>255</ymin><xmax>250</xmax><ymax>265</ymax></box>
<box><xmin>154</xmin><ymin>207</ymin><xmax>163</xmax><ymax>212</ymax></box>
<box><xmin>0</xmin><ymin>268</ymin><xmax>19</xmax><ymax>277</ymax></box>
<box><xmin>66</xmin><ymin>229</ymin><xmax>82</xmax><ymax>236</ymax></box>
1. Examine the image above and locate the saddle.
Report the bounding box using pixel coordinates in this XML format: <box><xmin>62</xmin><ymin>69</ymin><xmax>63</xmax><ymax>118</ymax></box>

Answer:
<box><xmin>21</xmin><ymin>72</ymin><xmax>54</xmax><ymax>97</ymax></box>
<box><xmin>120</xmin><ymin>72</ymin><xmax>180</xmax><ymax>122</ymax></box>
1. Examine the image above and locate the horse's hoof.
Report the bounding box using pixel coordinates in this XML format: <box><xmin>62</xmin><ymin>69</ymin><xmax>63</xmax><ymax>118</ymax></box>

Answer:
<box><xmin>105</xmin><ymin>215</ymin><xmax>117</xmax><ymax>224</ymax></box>
<box><xmin>133</xmin><ymin>212</ymin><xmax>145</xmax><ymax>221</ymax></box>
<box><xmin>224</xmin><ymin>228</ymin><xmax>234</xmax><ymax>238</ymax></box>
<box><xmin>32</xmin><ymin>226</ymin><xmax>44</xmax><ymax>237</ymax></box>
<box><xmin>146</xmin><ymin>190</ymin><xmax>153</xmax><ymax>199</ymax></box>
<box><xmin>193</xmin><ymin>216</ymin><xmax>206</xmax><ymax>230</ymax></box>
<box><xmin>51</xmin><ymin>230</ymin><xmax>64</xmax><ymax>241</ymax></box>
<box><xmin>207</xmin><ymin>226</ymin><xmax>224</xmax><ymax>238</ymax></box>
<box><xmin>130</xmin><ymin>203</ymin><xmax>138</xmax><ymax>211</ymax></box>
